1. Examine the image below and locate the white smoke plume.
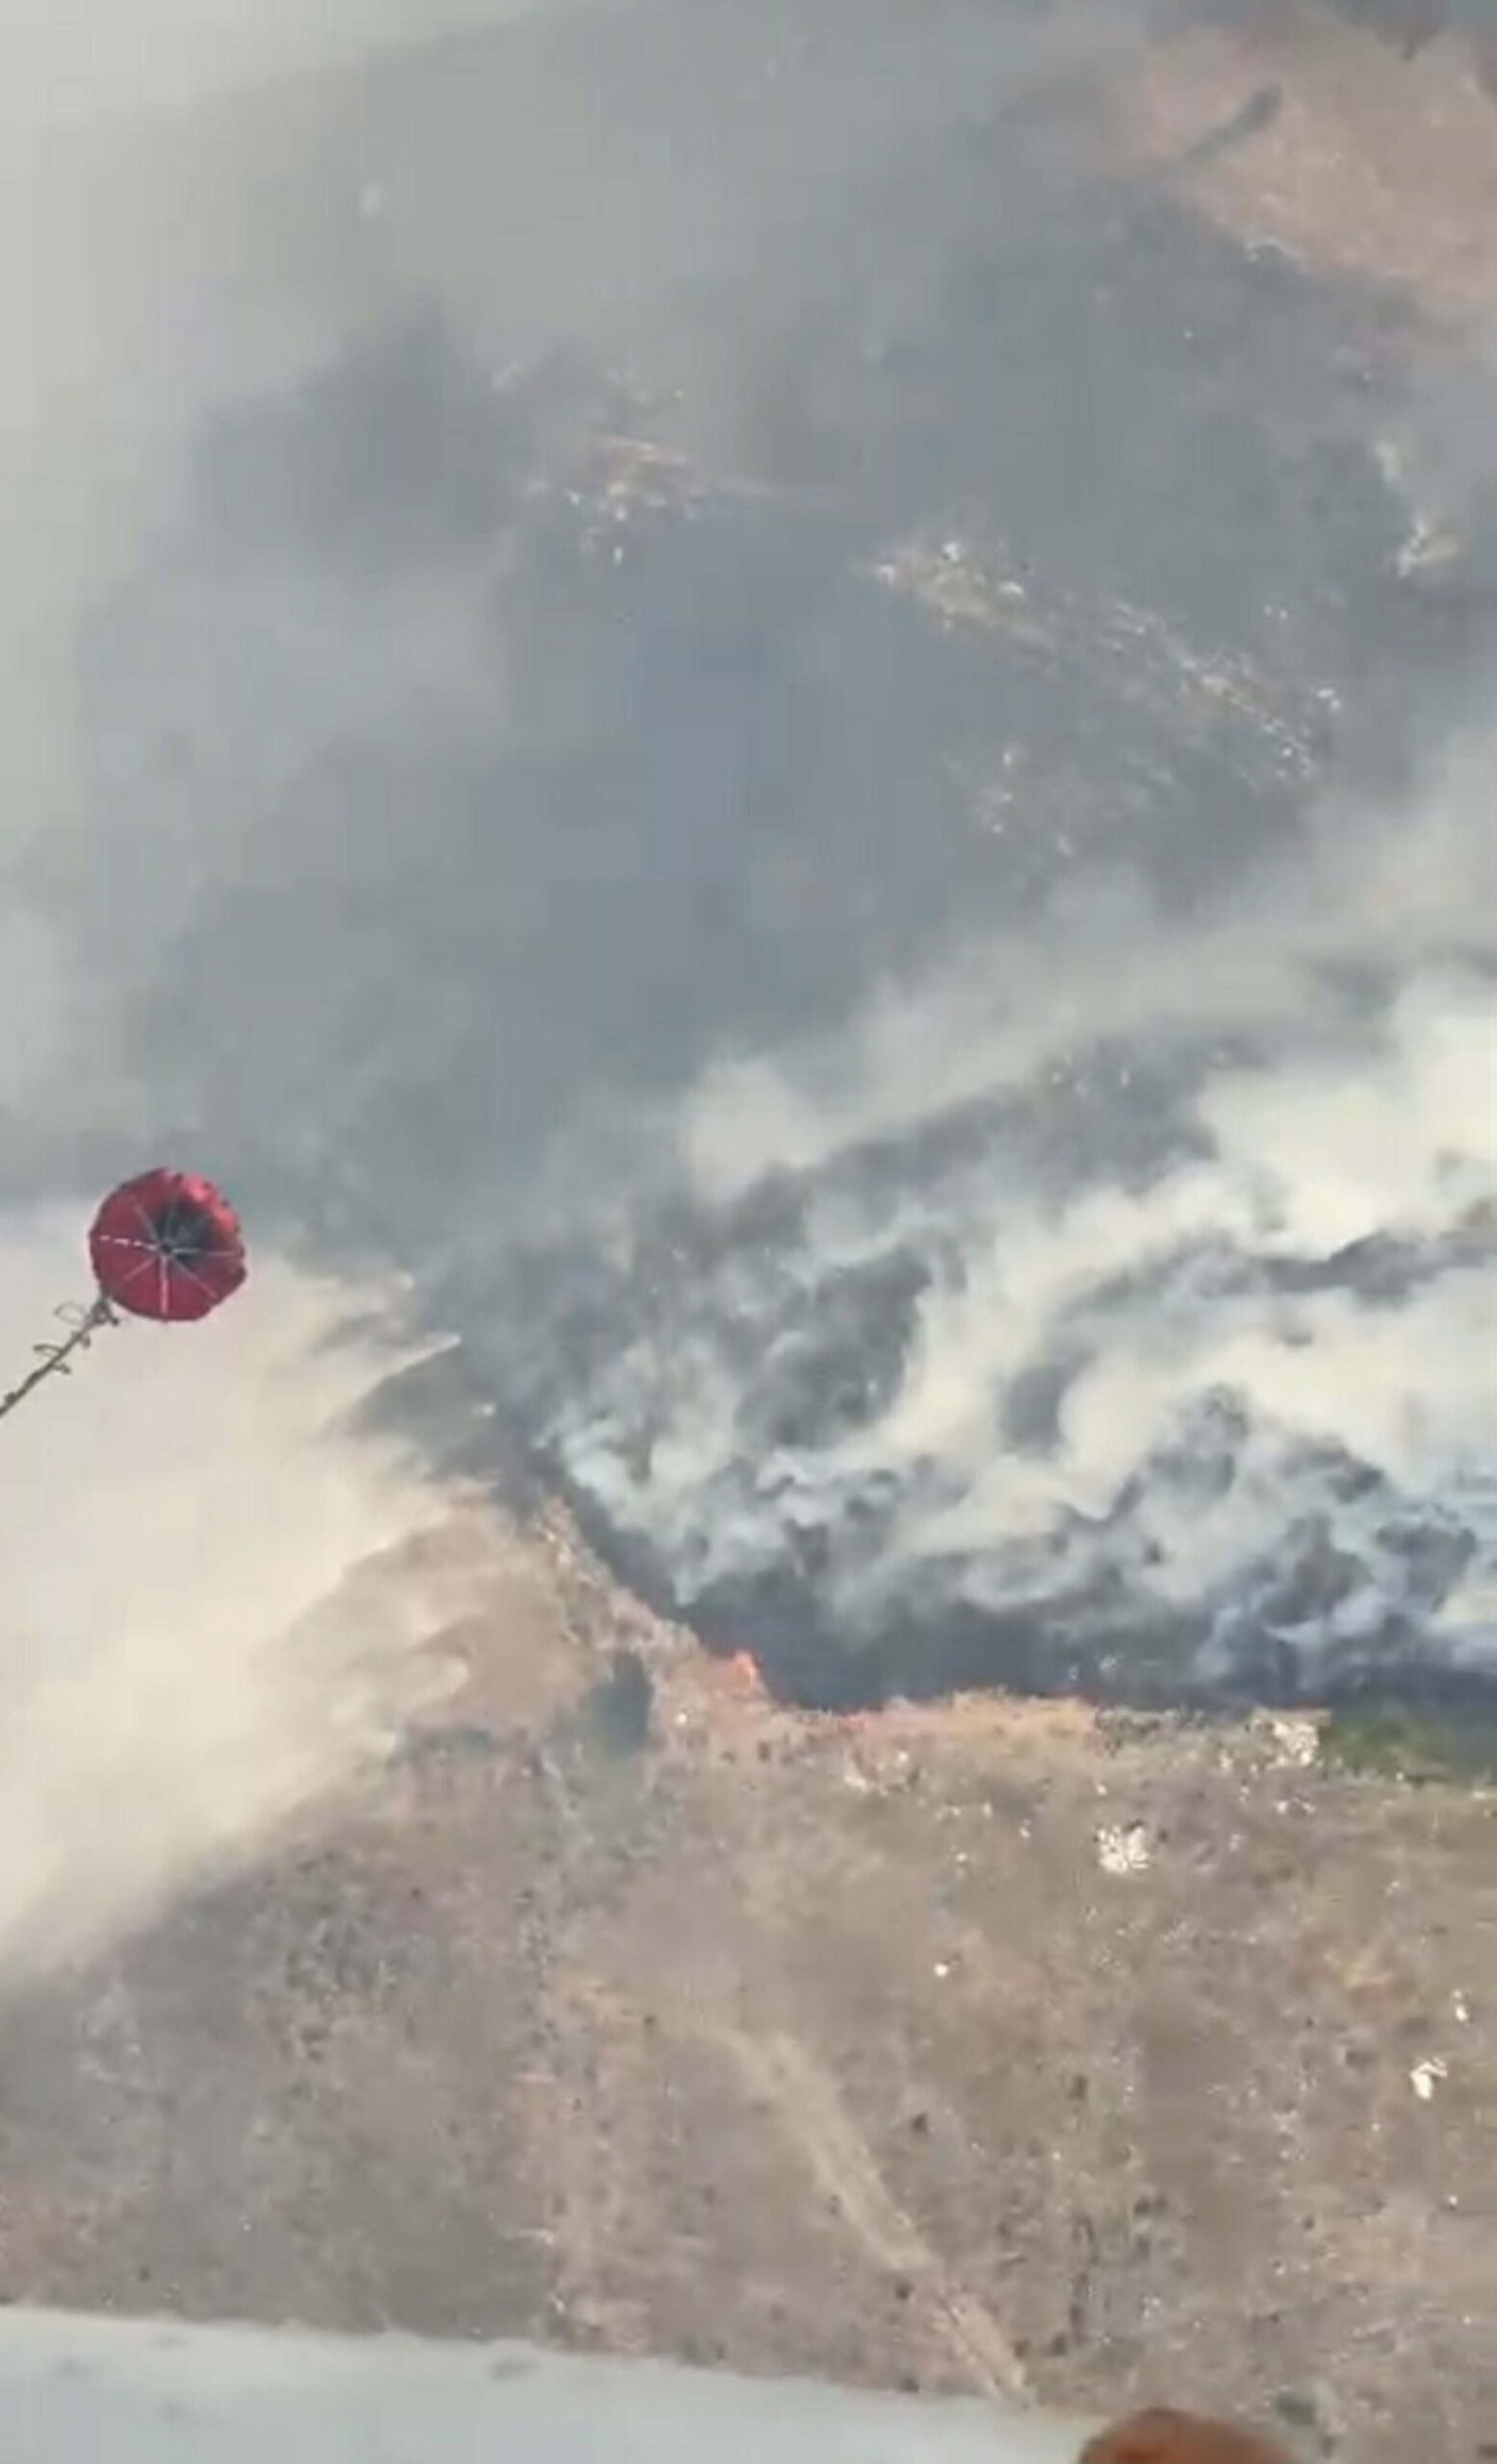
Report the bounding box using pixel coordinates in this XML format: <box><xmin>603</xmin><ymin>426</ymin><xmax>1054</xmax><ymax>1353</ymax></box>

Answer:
<box><xmin>511</xmin><ymin>733</ymin><xmax>1497</xmax><ymax>1706</ymax></box>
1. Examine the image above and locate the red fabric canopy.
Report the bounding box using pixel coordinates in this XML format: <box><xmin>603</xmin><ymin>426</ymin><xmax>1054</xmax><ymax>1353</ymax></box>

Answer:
<box><xmin>89</xmin><ymin>1168</ymin><xmax>246</xmax><ymax>1323</ymax></box>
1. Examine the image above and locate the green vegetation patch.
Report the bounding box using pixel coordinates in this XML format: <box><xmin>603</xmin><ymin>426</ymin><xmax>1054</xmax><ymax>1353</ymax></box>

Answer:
<box><xmin>1322</xmin><ymin>1701</ymin><xmax>1497</xmax><ymax>1787</ymax></box>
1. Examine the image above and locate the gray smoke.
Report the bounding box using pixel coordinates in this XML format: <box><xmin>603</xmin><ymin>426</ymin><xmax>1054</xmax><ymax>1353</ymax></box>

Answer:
<box><xmin>496</xmin><ymin>859</ymin><xmax>1495</xmax><ymax>1706</ymax></box>
<box><xmin>3</xmin><ymin>0</ymin><xmax>1494</xmax><ymax>1754</ymax></box>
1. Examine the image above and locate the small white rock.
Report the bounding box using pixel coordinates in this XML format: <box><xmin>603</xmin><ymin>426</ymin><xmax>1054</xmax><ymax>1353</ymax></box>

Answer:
<box><xmin>1097</xmin><ymin>1821</ymin><xmax>1151</xmax><ymax>1877</ymax></box>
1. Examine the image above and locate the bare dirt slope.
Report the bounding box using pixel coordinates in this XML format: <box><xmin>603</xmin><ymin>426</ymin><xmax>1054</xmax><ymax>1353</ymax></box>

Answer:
<box><xmin>0</xmin><ymin>1503</ymin><xmax>1490</xmax><ymax>2464</ymax></box>
<box><xmin>1108</xmin><ymin>1</ymin><xmax>1497</xmax><ymax>314</ymax></box>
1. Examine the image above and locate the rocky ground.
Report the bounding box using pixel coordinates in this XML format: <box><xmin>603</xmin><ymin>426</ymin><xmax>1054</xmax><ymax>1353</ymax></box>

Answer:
<box><xmin>0</xmin><ymin>1500</ymin><xmax>1492</xmax><ymax>2464</ymax></box>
